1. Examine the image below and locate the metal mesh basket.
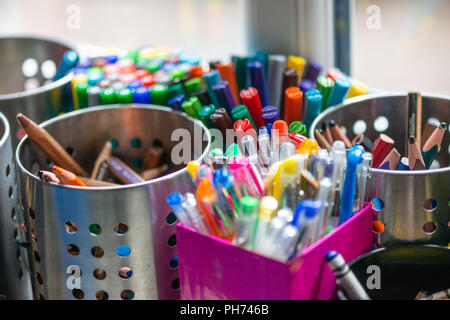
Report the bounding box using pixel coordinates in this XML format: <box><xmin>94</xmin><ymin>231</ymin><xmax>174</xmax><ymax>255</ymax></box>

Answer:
<box><xmin>15</xmin><ymin>104</ymin><xmax>211</xmax><ymax>300</ymax></box>
<box><xmin>0</xmin><ymin>111</ymin><xmax>33</xmax><ymax>299</ymax></box>
<box><xmin>0</xmin><ymin>36</ymin><xmax>77</xmax><ymax>148</ymax></box>
<box><xmin>310</xmin><ymin>92</ymin><xmax>450</xmax><ymax>247</ymax></box>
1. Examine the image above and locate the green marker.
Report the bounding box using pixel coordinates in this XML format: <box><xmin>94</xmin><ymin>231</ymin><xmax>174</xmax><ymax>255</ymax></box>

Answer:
<box><xmin>169</xmin><ymin>67</ymin><xmax>186</xmax><ymax>80</ymax></box>
<box><xmin>289</xmin><ymin>121</ymin><xmax>307</xmax><ymax>135</ymax></box>
<box><xmin>146</xmin><ymin>60</ymin><xmax>161</xmax><ymax>73</ymax></box>
<box><xmin>116</xmin><ymin>88</ymin><xmax>133</xmax><ymax>103</ymax></box>
<box><xmin>198</xmin><ymin>104</ymin><xmax>216</xmax><ymax>128</ymax></box>
<box><xmin>233</xmin><ymin>56</ymin><xmax>249</xmax><ymax>92</ymax></box>
<box><xmin>210</xmin><ymin>148</ymin><xmax>223</xmax><ymax>156</ymax></box>
<box><xmin>316</xmin><ymin>76</ymin><xmax>335</xmax><ymax>111</ymax></box>
<box><xmin>124</xmin><ymin>49</ymin><xmax>139</xmax><ymax>63</ymax></box>
<box><xmin>151</xmin><ymin>84</ymin><xmax>168</xmax><ymax>106</ymax></box>
<box><xmin>99</xmin><ymin>87</ymin><xmax>116</xmax><ymax>105</ymax></box>
<box><xmin>75</xmin><ymin>82</ymin><xmax>88</xmax><ymax>109</ymax></box>
<box><xmin>167</xmin><ymin>83</ymin><xmax>186</xmax><ymax>101</ymax></box>
<box><xmin>231</xmin><ymin>105</ymin><xmax>257</xmax><ymax>131</ymax></box>
<box><xmin>181</xmin><ymin>97</ymin><xmax>202</xmax><ymax>120</ymax></box>
<box><xmin>185</xmin><ymin>77</ymin><xmax>204</xmax><ymax>96</ymax></box>
<box><xmin>225</xmin><ymin>143</ymin><xmax>242</xmax><ymax>158</ymax></box>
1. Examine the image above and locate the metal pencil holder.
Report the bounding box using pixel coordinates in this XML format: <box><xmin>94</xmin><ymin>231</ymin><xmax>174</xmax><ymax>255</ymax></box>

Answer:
<box><xmin>0</xmin><ymin>36</ymin><xmax>77</xmax><ymax>148</ymax></box>
<box><xmin>310</xmin><ymin>92</ymin><xmax>450</xmax><ymax>247</ymax></box>
<box><xmin>0</xmin><ymin>111</ymin><xmax>33</xmax><ymax>299</ymax></box>
<box><xmin>15</xmin><ymin>104</ymin><xmax>211</xmax><ymax>300</ymax></box>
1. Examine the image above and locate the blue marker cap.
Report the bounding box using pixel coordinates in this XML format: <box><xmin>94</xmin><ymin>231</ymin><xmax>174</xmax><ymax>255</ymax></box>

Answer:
<box><xmin>299</xmin><ymin>79</ymin><xmax>316</xmax><ymax>93</ymax></box>
<box><xmin>292</xmin><ymin>199</ymin><xmax>322</xmax><ymax>226</ymax></box>
<box><xmin>328</xmin><ymin>76</ymin><xmax>351</xmax><ymax>107</ymax></box>
<box><xmin>168</xmin><ymin>94</ymin><xmax>186</xmax><ymax>111</ymax></box>
<box><xmin>127</xmin><ymin>79</ymin><xmax>143</xmax><ymax>90</ymax></box>
<box><xmin>266</xmin><ymin>123</ymin><xmax>273</xmax><ymax>136</ymax></box>
<box><xmin>325</xmin><ymin>250</ymin><xmax>339</xmax><ymax>262</ymax></box>
<box><xmin>54</xmin><ymin>50</ymin><xmax>79</xmax><ymax>80</ymax></box>
<box><xmin>179</xmin><ymin>52</ymin><xmax>200</xmax><ymax>65</ymax></box>
<box><xmin>203</xmin><ymin>70</ymin><xmax>221</xmax><ymax>107</ymax></box>
<box><xmin>162</xmin><ymin>61</ymin><xmax>177</xmax><ymax>72</ymax></box>
<box><xmin>304</xmin><ymin>90</ymin><xmax>322</xmax><ymax>129</ymax></box>
<box><xmin>305</xmin><ymin>88</ymin><xmax>321</xmax><ymax>97</ymax></box>
<box><xmin>248</xmin><ymin>61</ymin><xmax>268</xmax><ymax>107</ymax></box>
<box><xmin>213</xmin><ymin>169</ymin><xmax>233</xmax><ymax>188</ymax></box>
<box><xmin>132</xmin><ymin>86</ymin><xmax>151</xmax><ymax>104</ymax></box>
<box><xmin>166</xmin><ymin>192</ymin><xmax>183</xmax><ymax>207</ymax></box>
<box><xmin>348</xmin><ymin>144</ymin><xmax>365</xmax><ymax>165</ymax></box>
<box><xmin>103</xmin><ymin>55</ymin><xmax>119</xmax><ymax>64</ymax></box>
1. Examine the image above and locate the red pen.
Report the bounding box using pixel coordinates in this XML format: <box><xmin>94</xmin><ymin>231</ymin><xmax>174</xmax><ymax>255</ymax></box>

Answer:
<box><xmin>234</xmin><ymin>119</ymin><xmax>258</xmax><ymax>146</ymax></box>
<box><xmin>372</xmin><ymin>134</ymin><xmax>395</xmax><ymax>168</ymax></box>
<box><xmin>240</xmin><ymin>87</ymin><xmax>265</xmax><ymax>129</ymax></box>
<box><xmin>326</xmin><ymin>68</ymin><xmax>343</xmax><ymax>82</ymax></box>
<box><xmin>284</xmin><ymin>87</ymin><xmax>303</xmax><ymax>125</ymax></box>
<box><xmin>288</xmin><ymin>132</ymin><xmax>307</xmax><ymax>150</ymax></box>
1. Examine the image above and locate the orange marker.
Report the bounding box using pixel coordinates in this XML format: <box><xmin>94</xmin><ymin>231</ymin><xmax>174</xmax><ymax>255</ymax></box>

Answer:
<box><xmin>284</xmin><ymin>87</ymin><xmax>303</xmax><ymax>125</ymax></box>
<box><xmin>52</xmin><ymin>165</ymin><xmax>87</xmax><ymax>187</ymax></box>
<box><xmin>216</xmin><ymin>63</ymin><xmax>240</xmax><ymax>103</ymax></box>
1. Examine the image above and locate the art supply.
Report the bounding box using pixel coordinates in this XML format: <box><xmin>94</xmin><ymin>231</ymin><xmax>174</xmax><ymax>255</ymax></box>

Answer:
<box><xmin>37</xmin><ymin>170</ymin><xmax>61</xmax><ymax>184</ymax></box>
<box><xmin>326</xmin><ymin>251</ymin><xmax>370</xmax><ymax>300</ymax></box>
<box><xmin>316</xmin><ymin>76</ymin><xmax>335</xmax><ymax>111</ymax></box>
<box><xmin>192</xmin><ymin>88</ymin><xmax>212</xmax><ymax>106</ymax></box>
<box><xmin>52</xmin><ymin>165</ymin><xmax>87</xmax><ymax>187</ymax></box>
<box><xmin>351</xmin><ymin>134</ymin><xmax>374</xmax><ymax>151</ymax></box>
<box><xmin>280</xmin><ymin>69</ymin><xmax>299</xmax><ymax>119</ymax></box>
<box><xmin>54</xmin><ymin>50</ymin><xmax>79</xmax><ymax>81</ymax></box>
<box><xmin>234</xmin><ymin>196</ymin><xmax>259</xmax><ymax>250</ymax></box>
<box><xmin>371</xmin><ymin>134</ymin><xmax>395</xmax><ymax>168</ymax></box>
<box><xmin>405</xmin><ymin>92</ymin><xmax>422</xmax><ymax>154</ymax></box>
<box><xmin>328</xmin><ymin>120</ymin><xmax>352</xmax><ymax>148</ymax></box>
<box><xmin>328</xmin><ymin>76</ymin><xmax>351</xmax><ymax>107</ymax></box>
<box><xmin>421</xmin><ymin>122</ymin><xmax>447</xmax><ymax>169</ymax></box>
<box><xmin>213</xmin><ymin>81</ymin><xmax>237</xmax><ymax>114</ymax></box>
<box><xmin>108</xmin><ymin>156</ymin><xmax>144</xmax><ymax>184</ymax></box>
<box><xmin>231</xmin><ymin>105</ymin><xmax>257</xmax><ymax>131</ymax></box>
<box><xmin>395</xmin><ymin>157</ymin><xmax>410</xmax><ymax>170</ymax></box>
<box><xmin>198</xmin><ymin>104</ymin><xmax>216</xmax><ymax>129</ymax></box>
<box><xmin>286</xmin><ymin>55</ymin><xmax>306</xmax><ymax>80</ymax></box>
<box><xmin>254</xmin><ymin>196</ymin><xmax>278</xmax><ymax>254</ymax></box>
<box><xmin>16</xmin><ymin>113</ymin><xmax>88</xmax><ymax>177</ymax></box>
<box><xmin>303</xmin><ymin>61</ymin><xmax>322</xmax><ymax>82</ymax></box>
<box><xmin>314</xmin><ymin>129</ymin><xmax>331</xmax><ymax>150</ymax></box>
<box><xmin>288</xmin><ymin>121</ymin><xmax>307</xmax><ymax>136</ymax></box>
<box><xmin>90</xmin><ymin>141</ymin><xmax>112</xmax><ymax>180</ymax></box>
<box><xmin>355</xmin><ymin>152</ymin><xmax>372</xmax><ymax>212</ymax></box>
<box><xmin>216</xmin><ymin>62</ymin><xmax>240</xmax><ymax>103</ymax></box>
<box><xmin>288</xmin><ymin>132</ymin><xmax>307</xmax><ymax>150</ymax></box>
<box><xmin>378</xmin><ymin>148</ymin><xmax>401</xmax><ymax>170</ymax></box>
<box><xmin>299</xmin><ymin>79</ymin><xmax>316</xmax><ymax>95</ymax></box>
<box><xmin>408</xmin><ymin>136</ymin><xmax>426</xmax><ymax>170</ymax></box>
<box><xmin>262</xmin><ymin>106</ymin><xmax>280</xmax><ymax>125</ymax></box>
<box><xmin>79</xmin><ymin>177</ymin><xmax>119</xmax><ymax>187</ymax></box>
<box><xmin>284</xmin><ymin>87</ymin><xmax>303</xmax><ymax>125</ymax></box>
<box><xmin>240</xmin><ymin>87</ymin><xmax>265</xmax><ymax>129</ymax></box>
<box><xmin>248</xmin><ymin>61</ymin><xmax>268</xmax><ymax>108</ymax></box>
<box><xmin>266</xmin><ymin>54</ymin><xmax>286</xmax><ymax>108</ymax></box>
<box><xmin>232</xmin><ymin>55</ymin><xmax>249</xmax><ymax>92</ymax></box>
<box><xmin>203</xmin><ymin>70</ymin><xmax>221</xmax><ymax>108</ymax></box>
<box><xmin>321</xmin><ymin>122</ymin><xmax>334</xmax><ymax>145</ymax></box>
<box><xmin>303</xmin><ymin>89</ymin><xmax>323</xmax><ymax>131</ymax></box>
<box><xmin>142</xmin><ymin>164</ymin><xmax>169</xmax><ymax>180</ymax></box>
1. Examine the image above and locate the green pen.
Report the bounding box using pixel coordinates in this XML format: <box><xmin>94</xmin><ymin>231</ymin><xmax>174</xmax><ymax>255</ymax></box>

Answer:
<box><xmin>231</xmin><ymin>105</ymin><xmax>257</xmax><ymax>131</ymax></box>
<box><xmin>99</xmin><ymin>87</ymin><xmax>116</xmax><ymax>105</ymax></box>
<box><xmin>235</xmin><ymin>196</ymin><xmax>259</xmax><ymax>250</ymax></box>
<box><xmin>225</xmin><ymin>143</ymin><xmax>242</xmax><ymax>158</ymax></box>
<box><xmin>146</xmin><ymin>60</ymin><xmax>161</xmax><ymax>73</ymax></box>
<box><xmin>151</xmin><ymin>84</ymin><xmax>168</xmax><ymax>106</ymax></box>
<box><xmin>169</xmin><ymin>67</ymin><xmax>186</xmax><ymax>80</ymax></box>
<box><xmin>167</xmin><ymin>83</ymin><xmax>186</xmax><ymax>101</ymax></box>
<box><xmin>124</xmin><ymin>49</ymin><xmax>139</xmax><ymax>63</ymax></box>
<box><xmin>75</xmin><ymin>82</ymin><xmax>88</xmax><ymax>109</ymax></box>
<box><xmin>181</xmin><ymin>97</ymin><xmax>202</xmax><ymax>120</ymax></box>
<box><xmin>116</xmin><ymin>88</ymin><xmax>133</xmax><ymax>103</ymax></box>
<box><xmin>289</xmin><ymin>121</ymin><xmax>307</xmax><ymax>135</ymax></box>
<box><xmin>185</xmin><ymin>77</ymin><xmax>204</xmax><ymax>96</ymax></box>
<box><xmin>233</xmin><ymin>56</ymin><xmax>249</xmax><ymax>92</ymax></box>
<box><xmin>198</xmin><ymin>104</ymin><xmax>216</xmax><ymax>129</ymax></box>
<box><xmin>316</xmin><ymin>76</ymin><xmax>335</xmax><ymax>111</ymax></box>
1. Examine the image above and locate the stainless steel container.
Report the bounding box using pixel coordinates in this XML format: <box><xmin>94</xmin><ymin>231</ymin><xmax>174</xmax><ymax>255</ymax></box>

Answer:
<box><xmin>0</xmin><ymin>111</ymin><xmax>33</xmax><ymax>299</ymax></box>
<box><xmin>0</xmin><ymin>36</ymin><xmax>77</xmax><ymax>148</ymax></box>
<box><xmin>310</xmin><ymin>92</ymin><xmax>450</xmax><ymax>247</ymax></box>
<box><xmin>15</xmin><ymin>104</ymin><xmax>211</xmax><ymax>300</ymax></box>
<box><xmin>349</xmin><ymin>245</ymin><xmax>450</xmax><ymax>300</ymax></box>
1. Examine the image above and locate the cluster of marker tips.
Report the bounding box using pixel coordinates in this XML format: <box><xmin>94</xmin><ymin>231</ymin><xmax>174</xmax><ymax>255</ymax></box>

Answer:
<box><xmin>167</xmin><ymin>136</ymin><xmax>373</xmax><ymax>262</ymax></box>
<box><xmin>70</xmin><ymin>45</ymin><xmax>203</xmax><ymax>109</ymax></box>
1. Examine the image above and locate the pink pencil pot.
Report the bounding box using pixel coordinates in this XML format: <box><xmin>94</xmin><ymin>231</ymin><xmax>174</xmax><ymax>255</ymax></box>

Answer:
<box><xmin>177</xmin><ymin>204</ymin><xmax>375</xmax><ymax>300</ymax></box>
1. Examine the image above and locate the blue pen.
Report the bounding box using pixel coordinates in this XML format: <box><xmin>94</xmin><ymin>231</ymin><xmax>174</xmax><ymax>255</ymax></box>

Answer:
<box><xmin>168</xmin><ymin>94</ymin><xmax>185</xmax><ymax>111</ymax></box>
<box><xmin>310</xmin><ymin>150</ymin><xmax>334</xmax><ymax>181</ymax></box>
<box><xmin>248</xmin><ymin>61</ymin><xmax>268</xmax><ymax>107</ymax></box>
<box><xmin>266</xmin><ymin>123</ymin><xmax>273</xmax><ymax>136</ymax></box>
<box><xmin>132</xmin><ymin>86</ymin><xmax>151</xmax><ymax>104</ymax></box>
<box><xmin>395</xmin><ymin>157</ymin><xmax>410</xmax><ymax>170</ymax></box>
<box><xmin>338</xmin><ymin>144</ymin><xmax>365</xmax><ymax>225</ymax></box>
<box><xmin>203</xmin><ymin>70</ymin><xmax>221</xmax><ymax>108</ymax></box>
<box><xmin>328</xmin><ymin>76</ymin><xmax>351</xmax><ymax>107</ymax></box>
<box><xmin>304</xmin><ymin>89</ymin><xmax>323</xmax><ymax>130</ymax></box>
<box><xmin>166</xmin><ymin>192</ymin><xmax>193</xmax><ymax>228</ymax></box>
<box><xmin>127</xmin><ymin>80</ymin><xmax>143</xmax><ymax>90</ymax></box>
<box><xmin>54</xmin><ymin>50</ymin><xmax>79</xmax><ymax>81</ymax></box>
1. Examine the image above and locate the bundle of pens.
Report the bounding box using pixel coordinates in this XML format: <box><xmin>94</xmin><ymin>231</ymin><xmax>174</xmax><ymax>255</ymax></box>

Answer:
<box><xmin>70</xmin><ymin>45</ymin><xmax>202</xmax><ymax>109</ymax></box>
<box><xmin>315</xmin><ymin>119</ymin><xmax>448</xmax><ymax>170</ymax></box>
<box><xmin>16</xmin><ymin>113</ymin><xmax>168</xmax><ymax>187</ymax></box>
<box><xmin>167</xmin><ymin>126</ymin><xmax>372</xmax><ymax>262</ymax></box>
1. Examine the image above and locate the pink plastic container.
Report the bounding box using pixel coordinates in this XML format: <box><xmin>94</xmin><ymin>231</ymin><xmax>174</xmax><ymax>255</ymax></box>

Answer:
<box><xmin>177</xmin><ymin>204</ymin><xmax>374</xmax><ymax>300</ymax></box>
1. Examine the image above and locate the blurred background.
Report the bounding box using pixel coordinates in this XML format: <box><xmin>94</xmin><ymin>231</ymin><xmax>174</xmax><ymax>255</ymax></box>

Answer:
<box><xmin>0</xmin><ymin>0</ymin><xmax>449</xmax><ymax>95</ymax></box>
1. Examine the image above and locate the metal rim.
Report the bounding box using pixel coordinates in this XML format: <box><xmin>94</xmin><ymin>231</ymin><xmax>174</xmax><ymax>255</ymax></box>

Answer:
<box><xmin>309</xmin><ymin>91</ymin><xmax>450</xmax><ymax>176</ymax></box>
<box><xmin>0</xmin><ymin>111</ymin><xmax>10</xmax><ymax>148</ymax></box>
<box><xmin>16</xmin><ymin>104</ymin><xmax>212</xmax><ymax>191</ymax></box>
<box><xmin>0</xmin><ymin>35</ymin><xmax>78</xmax><ymax>100</ymax></box>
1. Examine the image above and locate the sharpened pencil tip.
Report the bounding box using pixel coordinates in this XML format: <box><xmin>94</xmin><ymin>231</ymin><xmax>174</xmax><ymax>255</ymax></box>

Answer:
<box><xmin>16</xmin><ymin>113</ymin><xmax>30</xmax><ymax>128</ymax></box>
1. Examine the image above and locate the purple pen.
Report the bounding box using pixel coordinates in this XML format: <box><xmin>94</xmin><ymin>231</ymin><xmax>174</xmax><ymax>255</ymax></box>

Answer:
<box><xmin>299</xmin><ymin>79</ymin><xmax>316</xmax><ymax>93</ymax></box>
<box><xmin>262</xmin><ymin>106</ymin><xmax>280</xmax><ymax>125</ymax></box>
<box><xmin>213</xmin><ymin>81</ymin><xmax>236</xmax><ymax>114</ymax></box>
<box><xmin>248</xmin><ymin>61</ymin><xmax>268</xmax><ymax>107</ymax></box>
<box><xmin>304</xmin><ymin>61</ymin><xmax>322</xmax><ymax>82</ymax></box>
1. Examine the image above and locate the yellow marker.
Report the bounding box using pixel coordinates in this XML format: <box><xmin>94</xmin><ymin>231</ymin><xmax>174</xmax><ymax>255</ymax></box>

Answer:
<box><xmin>287</xmin><ymin>55</ymin><xmax>306</xmax><ymax>80</ymax></box>
<box><xmin>297</xmin><ymin>139</ymin><xmax>319</xmax><ymax>156</ymax></box>
<box><xmin>187</xmin><ymin>160</ymin><xmax>201</xmax><ymax>181</ymax></box>
<box><xmin>71</xmin><ymin>74</ymin><xmax>87</xmax><ymax>110</ymax></box>
<box><xmin>347</xmin><ymin>80</ymin><xmax>368</xmax><ymax>98</ymax></box>
<box><xmin>139</xmin><ymin>47</ymin><xmax>156</xmax><ymax>60</ymax></box>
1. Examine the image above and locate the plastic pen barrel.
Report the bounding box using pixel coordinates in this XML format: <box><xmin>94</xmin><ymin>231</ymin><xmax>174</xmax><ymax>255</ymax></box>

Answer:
<box><xmin>240</xmin><ymin>87</ymin><xmax>265</xmax><ymax>129</ymax></box>
<box><xmin>284</xmin><ymin>87</ymin><xmax>303</xmax><ymax>125</ymax></box>
<box><xmin>262</xmin><ymin>106</ymin><xmax>280</xmax><ymax>125</ymax></box>
<box><xmin>192</xmin><ymin>88</ymin><xmax>212</xmax><ymax>106</ymax></box>
<box><xmin>328</xmin><ymin>76</ymin><xmax>351</xmax><ymax>107</ymax></box>
<box><xmin>216</xmin><ymin>62</ymin><xmax>240</xmax><ymax>103</ymax></box>
<box><xmin>87</xmin><ymin>86</ymin><xmax>101</xmax><ymax>107</ymax></box>
<box><xmin>233</xmin><ymin>56</ymin><xmax>249</xmax><ymax>92</ymax></box>
<box><xmin>203</xmin><ymin>70</ymin><xmax>221</xmax><ymax>108</ymax></box>
<box><xmin>286</xmin><ymin>55</ymin><xmax>306</xmax><ymax>81</ymax></box>
<box><xmin>248</xmin><ymin>61</ymin><xmax>268</xmax><ymax>107</ymax></box>
<box><xmin>116</xmin><ymin>88</ymin><xmax>133</xmax><ymax>103</ymax></box>
<box><xmin>304</xmin><ymin>89</ymin><xmax>323</xmax><ymax>130</ymax></box>
<box><xmin>75</xmin><ymin>82</ymin><xmax>88</xmax><ymax>109</ymax></box>
<box><xmin>99</xmin><ymin>87</ymin><xmax>116</xmax><ymax>105</ymax></box>
<box><xmin>54</xmin><ymin>50</ymin><xmax>79</xmax><ymax>81</ymax></box>
<box><xmin>304</xmin><ymin>61</ymin><xmax>322</xmax><ymax>82</ymax></box>
<box><xmin>168</xmin><ymin>94</ymin><xmax>185</xmax><ymax>111</ymax></box>
<box><xmin>185</xmin><ymin>77</ymin><xmax>204</xmax><ymax>96</ymax></box>
<box><xmin>132</xmin><ymin>86</ymin><xmax>151</xmax><ymax>103</ymax></box>
<box><xmin>299</xmin><ymin>79</ymin><xmax>316</xmax><ymax>94</ymax></box>
<box><xmin>150</xmin><ymin>84</ymin><xmax>168</xmax><ymax>106</ymax></box>
<box><xmin>316</xmin><ymin>76</ymin><xmax>335</xmax><ymax>111</ymax></box>
<box><xmin>213</xmin><ymin>81</ymin><xmax>236</xmax><ymax>114</ymax></box>
<box><xmin>167</xmin><ymin>83</ymin><xmax>186</xmax><ymax>101</ymax></box>
<box><xmin>280</xmin><ymin>69</ymin><xmax>299</xmax><ymax>119</ymax></box>
<box><xmin>267</xmin><ymin>54</ymin><xmax>287</xmax><ymax>108</ymax></box>
<box><xmin>198</xmin><ymin>104</ymin><xmax>216</xmax><ymax>129</ymax></box>
<box><xmin>231</xmin><ymin>105</ymin><xmax>257</xmax><ymax>131</ymax></box>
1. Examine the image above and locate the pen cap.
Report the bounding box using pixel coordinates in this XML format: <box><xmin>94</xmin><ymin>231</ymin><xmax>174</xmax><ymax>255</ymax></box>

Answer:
<box><xmin>289</xmin><ymin>132</ymin><xmax>307</xmax><ymax>149</ymax></box>
<box><xmin>240</xmin><ymin>196</ymin><xmax>259</xmax><ymax>216</ymax></box>
<box><xmin>304</xmin><ymin>61</ymin><xmax>322</xmax><ymax>82</ymax></box>
<box><xmin>297</xmin><ymin>139</ymin><xmax>319</xmax><ymax>155</ymax></box>
<box><xmin>348</xmin><ymin>144</ymin><xmax>365</xmax><ymax>166</ymax></box>
<box><xmin>289</xmin><ymin>121</ymin><xmax>307</xmax><ymax>135</ymax></box>
<box><xmin>286</xmin><ymin>55</ymin><xmax>306</xmax><ymax>80</ymax></box>
<box><xmin>247</xmin><ymin>61</ymin><xmax>268</xmax><ymax>107</ymax></box>
<box><xmin>293</xmin><ymin>199</ymin><xmax>322</xmax><ymax>226</ymax></box>
<box><xmin>231</xmin><ymin>104</ymin><xmax>257</xmax><ymax>131</ymax></box>
<box><xmin>328</xmin><ymin>76</ymin><xmax>351</xmax><ymax>107</ymax></box>
<box><xmin>185</xmin><ymin>77</ymin><xmax>204</xmax><ymax>96</ymax></box>
<box><xmin>280</xmin><ymin>69</ymin><xmax>299</xmax><ymax>118</ymax></box>
<box><xmin>241</xmin><ymin>135</ymin><xmax>258</xmax><ymax>157</ymax></box>
<box><xmin>316</xmin><ymin>76</ymin><xmax>335</xmax><ymax>111</ymax></box>
<box><xmin>272</xmin><ymin>120</ymin><xmax>289</xmax><ymax>139</ymax></box>
<box><xmin>259</xmin><ymin>196</ymin><xmax>278</xmax><ymax>220</ymax></box>
<box><xmin>284</xmin><ymin>87</ymin><xmax>303</xmax><ymax>125</ymax></box>
<box><xmin>225</xmin><ymin>143</ymin><xmax>242</xmax><ymax>158</ymax></box>
<box><xmin>304</xmin><ymin>90</ymin><xmax>323</xmax><ymax>129</ymax></box>
<box><xmin>210</xmin><ymin>147</ymin><xmax>224</xmax><ymax>156</ymax></box>
<box><xmin>262</xmin><ymin>106</ymin><xmax>280</xmax><ymax>125</ymax></box>
<box><xmin>166</xmin><ymin>192</ymin><xmax>183</xmax><ymax>209</ymax></box>
<box><xmin>240</xmin><ymin>87</ymin><xmax>265</xmax><ymax>129</ymax></box>
<box><xmin>299</xmin><ymin>79</ymin><xmax>316</xmax><ymax>94</ymax></box>
<box><xmin>187</xmin><ymin>160</ymin><xmax>201</xmax><ymax>180</ymax></box>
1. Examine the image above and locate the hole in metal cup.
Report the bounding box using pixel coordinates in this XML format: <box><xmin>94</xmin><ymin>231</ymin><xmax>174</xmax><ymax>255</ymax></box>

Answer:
<box><xmin>171</xmin><ymin>278</ymin><xmax>180</xmax><ymax>290</ymax></box>
<box><xmin>72</xmin><ymin>289</ymin><xmax>84</xmax><ymax>300</ymax></box>
<box><xmin>93</xmin><ymin>268</ymin><xmax>106</xmax><ymax>280</ymax></box>
<box><xmin>423</xmin><ymin>199</ymin><xmax>438</xmax><ymax>212</ymax></box>
<box><xmin>120</xmin><ymin>289</ymin><xmax>134</xmax><ymax>300</ymax></box>
<box><xmin>88</xmin><ymin>223</ymin><xmax>102</xmax><ymax>236</ymax></box>
<box><xmin>371</xmin><ymin>198</ymin><xmax>385</xmax><ymax>211</ymax></box>
<box><xmin>166</xmin><ymin>212</ymin><xmax>177</xmax><ymax>225</ymax></box>
<box><xmin>64</xmin><ymin>221</ymin><xmax>78</xmax><ymax>234</ymax></box>
<box><xmin>374</xmin><ymin>116</ymin><xmax>389</xmax><ymax>132</ymax></box>
<box><xmin>91</xmin><ymin>246</ymin><xmax>104</xmax><ymax>258</ymax></box>
<box><xmin>6</xmin><ymin>164</ymin><xmax>10</xmax><ymax>177</ymax></box>
<box><xmin>67</xmin><ymin>244</ymin><xmax>80</xmax><ymax>256</ymax></box>
<box><xmin>168</xmin><ymin>234</ymin><xmax>177</xmax><ymax>247</ymax></box>
<box><xmin>169</xmin><ymin>256</ymin><xmax>178</xmax><ymax>269</ymax></box>
<box><xmin>353</xmin><ymin>120</ymin><xmax>367</xmax><ymax>135</ymax></box>
<box><xmin>119</xmin><ymin>267</ymin><xmax>133</xmax><ymax>279</ymax></box>
<box><xmin>423</xmin><ymin>221</ymin><xmax>437</xmax><ymax>234</ymax></box>
<box><xmin>114</xmin><ymin>222</ymin><xmax>128</xmax><ymax>235</ymax></box>
<box><xmin>96</xmin><ymin>290</ymin><xmax>109</xmax><ymax>300</ymax></box>
<box><xmin>116</xmin><ymin>245</ymin><xmax>131</xmax><ymax>258</ymax></box>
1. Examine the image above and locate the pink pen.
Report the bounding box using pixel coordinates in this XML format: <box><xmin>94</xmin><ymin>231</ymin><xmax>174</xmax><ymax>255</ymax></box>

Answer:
<box><xmin>195</xmin><ymin>164</ymin><xmax>213</xmax><ymax>184</ymax></box>
<box><xmin>228</xmin><ymin>156</ymin><xmax>263</xmax><ymax>198</ymax></box>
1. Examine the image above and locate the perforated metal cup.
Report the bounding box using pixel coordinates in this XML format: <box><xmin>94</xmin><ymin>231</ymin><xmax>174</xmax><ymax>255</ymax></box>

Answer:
<box><xmin>310</xmin><ymin>92</ymin><xmax>450</xmax><ymax>247</ymax></box>
<box><xmin>0</xmin><ymin>111</ymin><xmax>33</xmax><ymax>299</ymax></box>
<box><xmin>0</xmin><ymin>36</ymin><xmax>77</xmax><ymax>148</ymax></box>
<box><xmin>15</xmin><ymin>104</ymin><xmax>211</xmax><ymax>300</ymax></box>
